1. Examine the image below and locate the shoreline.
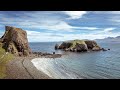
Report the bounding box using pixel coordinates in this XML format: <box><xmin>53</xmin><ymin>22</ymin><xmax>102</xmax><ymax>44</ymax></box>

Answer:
<box><xmin>4</xmin><ymin>53</ymin><xmax>61</xmax><ymax>79</ymax></box>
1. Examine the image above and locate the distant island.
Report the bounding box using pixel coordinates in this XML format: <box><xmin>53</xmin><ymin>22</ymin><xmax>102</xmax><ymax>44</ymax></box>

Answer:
<box><xmin>95</xmin><ymin>36</ymin><xmax>120</xmax><ymax>42</ymax></box>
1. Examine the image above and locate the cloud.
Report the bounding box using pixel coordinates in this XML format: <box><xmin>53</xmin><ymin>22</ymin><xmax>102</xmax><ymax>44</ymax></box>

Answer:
<box><xmin>26</xmin><ymin>29</ymin><xmax>120</xmax><ymax>42</ymax></box>
<box><xmin>26</xmin><ymin>30</ymin><xmax>64</xmax><ymax>42</ymax></box>
<box><xmin>73</xmin><ymin>27</ymin><xmax>99</xmax><ymax>30</ymax></box>
<box><xmin>103</xmin><ymin>28</ymin><xmax>115</xmax><ymax>32</ymax></box>
<box><xmin>108</xmin><ymin>16</ymin><xmax>120</xmax><ymax>23</ymax></box>
<box><xmin>63</xmin><ymin>11</ymin><xmax>87</xmax><ymax>19</ymax></box>
<box><xmin>0</xmin><ymin>11</ymin><xmax>120</xmax><ymax>42</ymax></box>
<box><xmin>93</xmin><ymin>11</ymin><xmax>120</xmax><ymax>14</ymax></box>
<box><xmin>0</xmin><ymin>11</ymin><xmax>98</xmax><ymax>33</ymax></box>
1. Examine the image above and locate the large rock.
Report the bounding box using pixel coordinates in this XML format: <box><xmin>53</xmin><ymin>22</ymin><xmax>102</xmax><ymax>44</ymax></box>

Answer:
<box><xmin>84</xmin><ymin>40</ymin><xmax>98</xmax><ymax>49</ymax></box>
<box><xmin>1</xmin><ymin>26</ymin><xmax>32</xmax><ymax>56</ymax></box>
<box><xmin>55</xmin><ymin>39</ymin><xmax>101</xmax><ymax>52</ymax></box>
<box><xmin>74</xmin><ymin>43</ymin><xmax>88</xmax><ymax>52</ymax></box>
<box><xmin>92</xmin><ymin>46</ymin><xmax>101</xmax><ymax>51</ymax></box>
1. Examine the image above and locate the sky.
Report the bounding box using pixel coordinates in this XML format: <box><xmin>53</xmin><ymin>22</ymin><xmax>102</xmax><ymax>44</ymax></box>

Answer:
<box><xmin>0</xmin><ymin>11</ymin><xmax>120</xmax><ymax>42</ymax></box>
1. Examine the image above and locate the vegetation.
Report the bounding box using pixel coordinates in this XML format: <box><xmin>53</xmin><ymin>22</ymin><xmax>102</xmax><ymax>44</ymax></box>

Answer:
<box><xmin>0</xmin><ymin>47</ymin><xmax>13</xmax><ymax>78</ymax></box>
<box><xmin>68</xmin><ymin>39</ymin><xmax>86</xmax><ymax>48</ymax></box>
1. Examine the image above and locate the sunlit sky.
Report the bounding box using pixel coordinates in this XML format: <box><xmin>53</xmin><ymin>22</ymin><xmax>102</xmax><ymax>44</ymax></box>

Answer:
<box><xmin>0</xmin><ymin>11</ymin><xmax>120</xmax><ymax>42</ymax></box>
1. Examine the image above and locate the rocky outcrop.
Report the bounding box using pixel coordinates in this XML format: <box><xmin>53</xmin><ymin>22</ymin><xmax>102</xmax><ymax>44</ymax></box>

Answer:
<box><xmin>74</xmin><ymin>43</ymin><xmax>88</xmax><ymax>52</ymax></box>
<box><xmin>0</xmin><ymin>26</ymin><xmax>32</xmax><ymax>56</ymax></box>
<box><xmin>55</xmin><ymin>44</ymin><xmax>59</xmax><ymax>50</ymax></box>
<box><xmin>32</xmin><ymin>52</ymin><xmax>62</xmax><ymax>58</ymax></box>
<box><xmin>92</xmin><ymin>46</ymin><xmax>101</xmax><ymax>51</ymax></box>
<box><xmin>84</xmin><ymin>40</ymin><xmax>98</xmax><ymax>49</ymax></box>
<box><xmin>55</xmin><ymin>39</ymin><xmax>102</xmax><ymax>52</ymax></box>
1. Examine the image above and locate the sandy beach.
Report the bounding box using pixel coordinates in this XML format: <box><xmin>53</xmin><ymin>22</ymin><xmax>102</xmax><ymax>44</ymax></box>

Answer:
<box><xmin>4</xmin><ymin>56</ymin><xmax>52</xmax><ymax>79</ymax></box>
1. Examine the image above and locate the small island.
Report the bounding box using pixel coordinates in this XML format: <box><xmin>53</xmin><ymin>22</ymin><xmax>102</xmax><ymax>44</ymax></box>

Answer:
<box><xmin>55</xmin><ymin>39</ymin><xmax>107</xmax><ymax>52</ymax></box>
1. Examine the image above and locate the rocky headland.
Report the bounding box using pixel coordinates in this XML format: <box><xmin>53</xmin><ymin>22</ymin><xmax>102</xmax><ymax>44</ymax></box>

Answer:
<box><xmin>0</xmin><ymin>26</ymin><xmax>61</xmax><ymax>58</ymax></box>
<box><xmin>0</xmin><ymin>26</ymin><xmax>61</xmax><ymax>79</ymax></box>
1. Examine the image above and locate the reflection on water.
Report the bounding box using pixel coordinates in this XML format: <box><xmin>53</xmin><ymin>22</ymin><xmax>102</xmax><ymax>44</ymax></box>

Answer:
<box><xmin>30</xmin><ymin>42</ymin><xmax>120</xmax><ymax>79</ymax></box>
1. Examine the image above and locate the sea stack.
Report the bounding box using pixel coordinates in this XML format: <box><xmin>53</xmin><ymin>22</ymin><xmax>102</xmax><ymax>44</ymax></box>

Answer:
<box><xmin>0</xmin><ymin>26</ymin><xmax>32</xmax><ymax>56</ymax></box>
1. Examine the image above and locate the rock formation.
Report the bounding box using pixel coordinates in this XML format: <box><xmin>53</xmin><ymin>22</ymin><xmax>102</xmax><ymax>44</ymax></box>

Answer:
<box><xmin>55</xmin><ymin>39</ymin><xmax>102</xmax><ymax>52</ymax></box>
<box><xmin>0</xmin><ymin>26</ymin><xmax>32</xmax><ymax>56</ymax></box>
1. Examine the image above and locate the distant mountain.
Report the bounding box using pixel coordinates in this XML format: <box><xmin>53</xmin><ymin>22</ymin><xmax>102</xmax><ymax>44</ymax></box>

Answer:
<box><xmin>95</xmin><ymin>36</ymin><xmax>120</xmax><ymax>42</ymax></box>
<box><xmin>116</xmin><ymin>36</ymin><xmax>120</xmax><ymax>39</ymax></box>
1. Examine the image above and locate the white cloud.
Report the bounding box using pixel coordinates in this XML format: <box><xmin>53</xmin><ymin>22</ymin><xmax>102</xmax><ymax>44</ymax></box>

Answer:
<box><xmin>0</xmin><ymin>11</ymin><xmax>99</xmax><ymax>33</ymax></box>
<box><xmin>73</xmin><ymin>27</ymin><xmax>99</xmax><ymax>30</ymax></box>
<box><xmin>63</xmin><ymin>11</ymin><xmax>87</xmax><ymax>19</ymax></box>
<box><xmin>109</xmin><ymin>16</ymin><xmax>120</xmax><ymax>23</ymax></box>
<box><xmin>93</xmin><ymin>11</ymin><xmax>120</xmax><ymax>14</ymax></box>
<box><xmin>103</xmin><ymin>28</ymin><xmax>115</xmax><ymax>32</ymax></box>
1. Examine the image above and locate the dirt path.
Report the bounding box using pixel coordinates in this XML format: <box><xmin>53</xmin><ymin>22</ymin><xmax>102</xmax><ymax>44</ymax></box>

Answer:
<box><xmin>21</xmin><ymin>59</ymin><xmax>34</xmax><ymax>79</ymax></box>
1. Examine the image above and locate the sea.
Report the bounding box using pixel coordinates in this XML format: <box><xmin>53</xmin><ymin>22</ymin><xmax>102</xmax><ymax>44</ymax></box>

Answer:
<box><xmin>30</xmin><ymin>41</ymin><xmax>120</xmax><ymax>79</ymax></box>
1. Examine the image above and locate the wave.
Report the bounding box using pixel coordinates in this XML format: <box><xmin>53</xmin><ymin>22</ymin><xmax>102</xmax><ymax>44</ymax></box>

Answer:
<box><xmin>31</xmin><ymin>58</ymin><xmax>83</xmax><ymax>79</ymax></box>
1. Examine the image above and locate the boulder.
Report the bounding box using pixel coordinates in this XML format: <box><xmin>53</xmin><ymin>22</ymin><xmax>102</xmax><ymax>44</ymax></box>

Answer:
<box><xmin>1</xmin><ymin>26</ymin><xmax>32</xmax><ymax>56</ymax></box>
<box><xmin>92</xmin><ymin>46</ymin><xmax>101</xmax><ymax>51</ymax></box>
<box><xmin>102</xmin><ymin>48</ymin><xmax>107</xmax><ymax>51</ymax></box>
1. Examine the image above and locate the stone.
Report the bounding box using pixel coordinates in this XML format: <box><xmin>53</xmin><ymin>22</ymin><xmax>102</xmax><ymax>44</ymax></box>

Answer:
<box><xmin>92</xmin><ymin>46</ymin><xmax>101</xmax><ymax>51</ymax></box>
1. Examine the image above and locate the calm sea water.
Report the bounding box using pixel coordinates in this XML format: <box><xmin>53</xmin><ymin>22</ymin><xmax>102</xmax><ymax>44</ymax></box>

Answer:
<box><xmin>30</xmin><ymin>42</ymin><xmax>120</xmax><ymax>79</ymax></box>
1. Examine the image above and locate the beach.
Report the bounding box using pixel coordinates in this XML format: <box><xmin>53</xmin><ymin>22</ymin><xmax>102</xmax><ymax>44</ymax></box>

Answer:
<box><xmin>4</xmin><ymin>56</ymin><xmax>52</xmax><ymax>79</ymax></box>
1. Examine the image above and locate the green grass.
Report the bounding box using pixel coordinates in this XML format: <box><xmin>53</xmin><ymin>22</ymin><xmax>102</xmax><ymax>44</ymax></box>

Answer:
<box><xmin>68</xmin><ymin>40</ymin><xmax>86</xmax><ymax>48</ymax></box>
<box><xmin>0</xmin><ymin>47</ymin><xmax>13</xmax><ymax>79</ymax></box>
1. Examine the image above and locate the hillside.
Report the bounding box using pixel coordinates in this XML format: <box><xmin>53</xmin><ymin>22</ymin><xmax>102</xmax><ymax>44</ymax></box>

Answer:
<box><xmin>0</xmin><ymin>43</ymin><xmax>13</xmax><ymax>78</ymax></box>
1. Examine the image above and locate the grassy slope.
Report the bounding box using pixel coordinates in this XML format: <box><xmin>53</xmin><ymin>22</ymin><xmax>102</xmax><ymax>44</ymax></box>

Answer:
<box><xmin>68</xmin><ymin>40</ymin><xmax>86</xmax><ymax>48</ymax></box>
<box><xmin>0</xmin><ymin>46</ymin><xmax>13</xmax><ymax>78</ymax></box>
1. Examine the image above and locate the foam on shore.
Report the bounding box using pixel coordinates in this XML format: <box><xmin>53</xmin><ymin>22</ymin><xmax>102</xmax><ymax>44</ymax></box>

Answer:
<box><xmin>31</xmin><ymin>58</ymin><xmax>82</xmax><ymax>79</ymax></box>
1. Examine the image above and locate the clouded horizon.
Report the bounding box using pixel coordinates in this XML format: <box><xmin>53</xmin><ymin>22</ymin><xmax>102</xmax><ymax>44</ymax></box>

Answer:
<box><xmin>0</xmin><ymin>11</ymin><xmax>120</xmax><ymax>42</ymax></box>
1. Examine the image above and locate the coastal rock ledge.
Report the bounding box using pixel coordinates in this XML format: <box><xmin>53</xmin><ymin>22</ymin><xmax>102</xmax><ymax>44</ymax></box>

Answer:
<box><xmin>55</xmin><ymin>39</ymin><xmax>102</xmax><ymax>52</ymax></box>
<box><xmin>0</xmin><ymin>26</ymin><xmax>32</xmax><ymax>56</ymax></box>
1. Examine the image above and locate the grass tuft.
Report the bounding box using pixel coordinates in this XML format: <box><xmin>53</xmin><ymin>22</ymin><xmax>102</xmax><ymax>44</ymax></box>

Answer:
<box><xmin>0</xmin><ymin>47</ymin><xmax>13</xmax><ymax>78</ymax></box>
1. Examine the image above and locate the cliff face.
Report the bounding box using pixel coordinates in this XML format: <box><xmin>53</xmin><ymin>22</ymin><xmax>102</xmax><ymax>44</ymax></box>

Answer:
<box><xmin>55</xmin><ymin>40</ymin><xmax>101</xmax><ymax>52</ymax></box>
<box><xmin>1</xmin><ymin>26</ymin><xmax>32</xmax><ymax>56</ymax></box>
